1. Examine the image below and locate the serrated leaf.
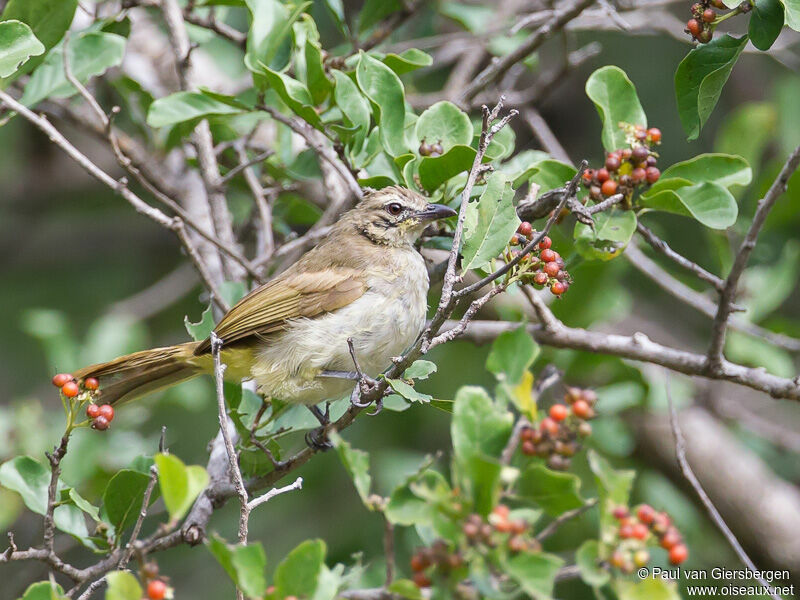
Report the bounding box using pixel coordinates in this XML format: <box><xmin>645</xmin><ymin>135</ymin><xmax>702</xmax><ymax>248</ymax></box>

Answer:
<box><xmin>356</xmin><ymin>52</ymin><xmax>407</xmax><ymax>157</ymax></box>
<box><xmin>330</xmin><ymin>431</ymin><xmax>372</xmax><ymax>507</ymax></box>
<box><xmin>184</xmin><ymin>304</ymin><xmax>214</xmax><ymax>341</ymax></box>
<box><xmin>518</xmin><ymin>464</ymin><xmax>584</xmax><ymax>516</ymax></box>
<box><xmin>20</xmin><ymin>32</ymin><xmax>126</xmax><ymax>107</ymax></box>
<box><xmin>675</xmin><ymin>34</ymin><xmax>748</xmax><ymax>140</ymax></box>
<box><xmin>586</xmin><ymin>66</ymin><xmax>647</xmax><ymax>151</ymax></box>
<box><xmin>486</xmin><ymin>325</ymin><xmax>538</xmax><ymax>385</ymax></box>
<box><xmin>386</xmin><ymin>378</ymin><xmax>431</xmax><ymax>403</ymax></box>
<box><xmin>462</xmin><ymin>172</ymin><xmax>519</xmax><ymax>271</ymax></box>
<box><xmin>207</xmin><ymin>533</ymin><xmax>268</xmax><ymax>598</ymax></box>
<box><xmin>0</xmin><ymin>20</ymin><xmax>44</xmax><ymax>77</ymax></box>
<box><xmin>154</xmin><ymin>453</ymin><xmax>209</xmax><ymax>522</ymax></box>
<box><xmin>105</xmin><ymin>571</ymin><xmax>142</xmax><ymax>600</ymax></box>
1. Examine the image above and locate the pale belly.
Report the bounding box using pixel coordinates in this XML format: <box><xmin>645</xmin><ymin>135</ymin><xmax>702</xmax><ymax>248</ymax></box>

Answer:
<box><xmin>249</xmin><ymin>263</ymin><xmax>428</xmax><ymax>404</ymax></box>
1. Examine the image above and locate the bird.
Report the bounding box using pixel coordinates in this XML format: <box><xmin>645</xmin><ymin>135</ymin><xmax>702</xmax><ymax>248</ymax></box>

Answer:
<box><xmin>71</xmin><ymin>186</ymin><xmax>456</xmax><ymax>423</ymax></box>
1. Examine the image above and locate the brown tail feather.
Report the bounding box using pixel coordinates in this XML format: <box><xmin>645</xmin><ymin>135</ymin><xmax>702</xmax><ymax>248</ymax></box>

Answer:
<box><xmin>73</xmin><ymin>342</ymin><xmax>202</xmax><ymax>405</ymax></box>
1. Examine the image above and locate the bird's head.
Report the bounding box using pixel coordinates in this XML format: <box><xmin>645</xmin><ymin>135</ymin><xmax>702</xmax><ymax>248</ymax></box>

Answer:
<box><xmin>344</xmin><ymin>186</ymin><xmax>457</xmax><ymax>247</ymax></box>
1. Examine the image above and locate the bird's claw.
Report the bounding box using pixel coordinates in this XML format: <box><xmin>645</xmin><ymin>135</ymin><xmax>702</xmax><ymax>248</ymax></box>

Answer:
<box><xmin>350</xmin><ymin>374</ymin><xmax>380</xmax><ymax>408</ymax></box>
<box><xmin>305</xmin><ymin>426</ymin><xmax>332</xmax><ymax>451</ymax></box>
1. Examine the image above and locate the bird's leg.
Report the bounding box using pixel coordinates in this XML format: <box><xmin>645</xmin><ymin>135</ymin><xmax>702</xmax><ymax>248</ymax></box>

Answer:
<box><xmin>304</xmin><ymin>403</ymin><xmax>333</xmax><ymax>451</ymax></box>
<box><xmin>345</xmin><ymin>337</ymin><xmax>381</xmax><ymax>408</ymax></box>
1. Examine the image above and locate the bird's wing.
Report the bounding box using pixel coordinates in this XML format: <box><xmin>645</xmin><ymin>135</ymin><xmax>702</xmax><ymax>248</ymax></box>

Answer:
<box><xmin>194</xmin><ymin>268</ymin><xmax>366</xmax><ymax>354</ymax></box>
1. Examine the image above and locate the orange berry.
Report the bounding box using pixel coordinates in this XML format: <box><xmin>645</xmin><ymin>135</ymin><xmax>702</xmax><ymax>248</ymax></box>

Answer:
<box><xmin>636</xmin><ymin>504</ymin><xmax>656</xmax><ymax>525</ymax></box>
<box><xmin>538</xmin><ymin>236</ymin><xmax>552</xmax><ymax>250</ymax></box>
<box><xmin>596</xmin><ymin>168</ymin><xmax>610</xmax><ymax>183</ymax></box>
<box><xmin>147</xmin><ymin>580</ymin><xmax>167</xmax><ymax>600</ymax></box>
<box><xmin>510</xmin><ymin>520</ymin><xmax>527</xmax><ymax>535</ymax></box>
<box><xmin>52</xmin><ymin>373</ymin><xmax>72</xmax><ymax>388</ymax></box>
<box><xmin>572</xmin><ymin>399</ymin><xmax>592</xmax><ymax>419</ymax></box>
<box><xmin>62</xmin><ymin>381</ymin><xmax>79</xmax><ymax>398</ymax></box>
<box><xmin>86</xmin><ymin>404</ymin><xmax>101</xmax><ymax>419</ymax></box>
<box><xmin>669</xmin><ymin>544</ymin><xmax>689</xmax><ymax>565</ymax></box>
<box><xmin>647</xmin><ymin>127</ymin><xmax>662</xmax><ymax>143</ymax></box>
<box><xmin>632</xmin><ymin>523</ymin><xmax>649</xmax><ymax>540</ymax></box>
<box><xmin>549</xmin><ymin>404</ymin><xmax>569</xmax><ymax>422</ymax></box>
<box><xmin>660</xmin><ymin>528</ymin><xmax>682</xmax><ymax>550</ymax></box>
<box><xmin>98</xmin><ymin>404</ymin><xmax>114</xmax><ymax>421</ymax></box>
<box><xmin>413</xmin><ymin>572</ymin><xmax>432</xmax><ymax>588</ymax></box>
<box><xmin>540</xmin><ymin>417</ymin><xmax>559</xmax><ymax>437</ymax></box>
<box><xmin>600</xmin><ymin>179</ymin><xmax>618</xmax><ymax>197</ymax></box>
<box><xmin>84</xmin><ymin>377</ymin><xmax>99</xmax><ymax>390</ymax></box>
<box><xmin>550</xmin><ymin>281</ymin><xmax>566</xmax><ymax>296</ymax></box>
<box><xmin>544</xmin><ymin>262</ymin><xmax>560</xmax><ymax>277</ymax></box>
<box><xmin>494</xmin><ymin>519</ymin><xmax>513</xmax><ymax>533</ymax></box>
<box><xmin>540</xmin><ymin>249</ymin><xmax>556</xmax><ymax>263</ymax></box>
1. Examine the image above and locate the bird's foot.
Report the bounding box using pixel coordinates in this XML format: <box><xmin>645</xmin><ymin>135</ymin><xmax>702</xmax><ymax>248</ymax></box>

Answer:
<box><xmin>350</xmin><ymin>375</ymin><xmax>381</xmax><ymax>410</ymax></box>
<box><xmin>307</xmin><ymin>403</ymin><xmax>330</xmax><ymax>426</ymax></box>
<box><xmin>304</xmin><ymin>426</ymin><xmax>332</xmax><ymax>451</ymax></box>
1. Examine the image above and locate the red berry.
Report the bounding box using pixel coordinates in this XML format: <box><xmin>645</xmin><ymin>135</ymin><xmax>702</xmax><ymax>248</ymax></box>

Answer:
<box><xmin>508</xmin><ymin>535</ymin><xmax>527</xmax><ymax>553</ymax></box>
<box><xmin>540</xmin><ymin>417</ymin><xmax>559</xmax><ymax>436</ymax></box>
<box><xmin>596</xmin><ymin>168</ymin><xmax>610</xmax><ymax>183</ymax></box>
<box><xmin>610</xmin><ymin>551</ymin><xmax>626</xmax><ymax>568</ymax></box>
<box><xmin>619</xmin><ymin>523</ymin><xmax>635</xmax><ymax>539</ymax></box>
<box><xmin>632</xmin><ymin>523</ymin><xmax>649</xmax><ymax>540</ymax></box>
<box><xmin>621</xmin><ymin>148</ymin><xmax>632</xmax><ymax>160</ymax></box>
<box><xmin>62</xmin><ymin>381</ymin><xmax>79</xmax><ymax>398</ymax></box>
<box><xmin>631</xmin><ymin>145</ymin><xmax>649</xmax><ymax>162</ymax></box>
<box><xmin>98</xmin><ymin>404</ymin><xmax>114</xmax><ymax>421</ymax></box>
<box><xmin>669</xmin><ymin>544</ymin><xmax>689</xmax><ymax>565</ymax></box>
<box><xmin>544</xmin><ymin>261</ymin><xmax>560</xmax><ymax>277</ymax></box>
<box><xmin>84</xmin><ymin>377</ymin><xmax>99</xmax><ymax>391</ymax></box>
<box><xmin>517</xmin><ymin>221</ymin><xmax>532</xmax><ymax>237</ymax></box>
<box><xmin>582</xmin><ymin>169</ymin><xmax>593</xmax><ymax>182</ymax></box>
<box><xmin>660</xmin><ymin>528</ymin><xmax>682</xmax><ymax>550</ymax></box>
<box><xmin>92</xmin><ymin>416</ymin><xmax>110</xmax><ymax>430</ymax></box>
<box><xmin>652</xmin><ymin>512</ymin><xmax>671</xmax><ymax>534</ymax></box>
<box><xmin>533</xmin><ymin>272</ymin><xmax>548</xmax><ymax>286</ymax></box>
<box><xmin>52</xmin><ymin>373</ymin><xmax>72</xmax><ymax>388</ymax></box>
<box><xmin>86</xmin><ymin>404</ymin><xmax>101</xmax><ymax>419</ymax></box>
<box><xmin>637</xmin><ymin>504</ymin><xmax>656</xmax><ymax>525</ymax></box>
<box><xmin>521</xmin><ymin>440</ymin><xmax>536</xmax><ymax>455</ymax></box>
<box><xmin>540</xmin><ymin>249</ymin><xmax>556</xmax><ymax>263</ymax></box>
<box><xmin>147</xmin><ymin>580</ymin><xmax>167</xmax><ymax>600</ymax></box>
<box><xmin>494</xmin><ymin>519</ymin><xmax>513</xmax><ymax>533</ymax></box>
<box><xmin>510</xmin><ymin>520</ymin><xmax>526</xmax><ymax>535</ymax></box>
<box><xmin>687</xmin><ymin>18</ymin><xmax>702</xmax><ymax>37</ymax></box>
<box><xmin>462</xmin><ymin>522</ymin><xmax>479</xmax><ymax>537</ymax></box>
<box><xmin>493</xmin><ymin>504</ymin><xmax>510</xmax><ymax>519</ymax></box>
<box><xmin>572</xmin><ymin>399</ymin><xmax>592</xmax><ymax>419</ymax></box>
<box><xmin>410</xmin><ymin>554</ymin><xmax>426</xmax><ymax>572</ymax></box>
<box><xmin>647</xmin><ymin>128</ymin><xmax>662</xmax><ymax>143</ymax></box>
<box><xmin>702</xmin><ymin>8</ymin><xmax>715</xmax><ymax>22</ymax></box>
<box><xmin>631</xmin><ymin>168</ymin><xmax>646</xmax><ymax>183</ymax></box>
<box><xmin>550</xmin><ymin>281</ymin><xmax>566</xmax><ymax>296</ymax></box>
<box><xmin>600</xmin><ymin>179</ymin><xmax>618</xmax><ymax>197</ymax></box>
<box><xmin>605</xmin><ymin>155</ymin><xmax>621</xmax><ymax>171</ymax></box>
<box><xmin>612</xmin><ymin>506</ymin><xmax>629</xmax><ymax>520</ymax></box>
<box><xmin>538</xmin><ymin>236</ymin><xmax>552</xmax><ymax>250</ymax></box>
<box><xmin>645</xmin><ymin>166</ymin><xmax>661</xmax><ymax>183</ymax></box>
<box><xmin>549</xmin><ymin>404</ymin><xmax>569</xmax><ymax>421</ymax></box>
<box><xmin>413</xmin><ymin>572</ymin><xmax>431</xmax><ymax>588</ymax></box>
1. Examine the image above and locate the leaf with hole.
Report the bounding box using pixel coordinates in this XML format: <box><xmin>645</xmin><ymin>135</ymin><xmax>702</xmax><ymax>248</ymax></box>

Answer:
<box><xmin>0</xmin><ymin>20</ymin><xmax>44</xmax><ymax>77</ymax></box>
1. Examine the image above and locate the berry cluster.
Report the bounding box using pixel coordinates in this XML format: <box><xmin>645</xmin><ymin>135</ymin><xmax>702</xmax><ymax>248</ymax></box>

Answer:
<box><xmin>140</xmin><ymin>562</ymin><xmax>173</xmax><ymax>600</ymax></box>
<box><xmin>508</xmin><ymin>225</ymin><xmax>571</xmax><ymax>296</ymax></box>
<box><xmin>409</xmin><ymin>539</ymin><xmax>464</xmax><ymax>589</ymax></box>
<box><xmin>582</xmin><ymin>125</ymin><xmax>661</xmax><ymax>206</ymax></box>
<box><xmin>686</xmin><ymin>1</ymin><xmax>734</xmax><ymax>44</ymax></box>
<box><xmin>519</xmin><ymin>387</ymin><xmax>596</xmax><ymax>470</ymax></box>
<box><xmin>419</xmin><ymin>139</ymin><xmax>444</xmax><ymax>157</ymax></box>
<box><xmin>52</xmin><ymin>373</ymin><xmax>114</xmax><ymax>431</ymax></box>
<box><xmin>609</xmin><ymin>504</ymin><xmax>689</xmax><ymax>573</ymax></box>
<box><xmin>461</xmin><ymin>505</ymin><xmax>541</xmax><ymax>556</ymax></box>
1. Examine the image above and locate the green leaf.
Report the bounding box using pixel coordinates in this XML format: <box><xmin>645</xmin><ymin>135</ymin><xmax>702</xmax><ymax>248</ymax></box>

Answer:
<box><xmin>20</xmin><ymin>32</ymin><xmax>125</xmax><ymax>107</ymax></box>
<box><xmin>184</xmin><ymin>304</ymin><xmax>214</xmax><ymax>341</ymax></box>
<box><xmin>102</xmin><ymin>469</ymin><xmax>152</xmax><ymax>533</ymax></box>
<box><xmin>382</xmin><ymin>48</ymin><xmax>433</xmax><ymax>75</ymax></box>
<box><xmin>414</xmin><ymin>101</ymin><xmax>473</xmax><ymax>152</ymax></box>
<box><xmin>356</xmin><ymin>52</ymin><xmax>407</xmax><ymax>157</ymax></box>
<box><xmin>303</xmin><ymin>35</ymin><xmax>331</xmax><ymax>105</ymax></box>
<box><xmin>207</xmin><ymin>533</ymin><xmax>268</xmax><ymax>599</ymax></box>
<box><xmin>274</xmin><ymin>539</ymin><xmax>326</xmax><ymax>598</ymax></box>
<box><xmin>440</xmin><ymin>1</ymin><xmax>494</xmax><ymax>33</ymax></box>
<box><xmin>614</xmin><ymin>577</ymin><xmax>681</xmax><ymax>600</ymax></box>
<box><xmin>749</xmin><ymin>0</ymin><xmax>785</xmax><ymax>50</ymax></box>
<box><xmin>417</xmin><ymin>144</ymin><xmax>477</xmax><ymax>192</ymax></box>
<box><xmin>452</xmin><ymin>386</ymin><xmax>514</xmax><ymax>462</ymax></box>
<box><xmin>587</xmin><ymin>449</ymin><xmax>635</xmax><ymax>533</ymax></box>
<box><xmin>714</xmin><ymin>103</ymin><xmax>777</xmax><ymax>172</ymax></box>
<box><xmin>154</xmin><ymin>453</ymin><xmax>209</xmax><ymax>522</ymax></box>
<box><xmin>740</xmin><ymin>240</ymin><xmax>800</xmax><ymax>321</ymax></box>
<box><xmin>726</xmin><ymin>331</ymin><xmax>795</xmax><ymax>377</ymax></box>
<box><xmin>504</xmin><ymin>552</ymin><xmax>564</xmax><ymax>600</ymax></box>
<box><xmin>0</xmin><ymin>20</ymin><xmax>44</xmax><ymax>77</ymax></box>
<box><xmin>403</xmin><ymin>360</ymin><xmax>437</xmax><ymax>380</ymax></box>
<box><xmin>330</xmin><ymin>431</ymin><xmax>372</xmax><ymax>506</ymax></box>
<box><xmin>68</xmin><ymin>488</ymin><xmax>100</xmax><ymax>522</ymax></box>
<box><xmin>386</xmin><ymin>378</ymin><xmax>432</xmax><ymax>403</ymax></box>
<box><xmin>359</xmin><ymin>0</ymin><xmax>402</xmax><ymax>32</ymax></box>
<box><xmin>585</xmin><ymin>66</ymin><xmax>647</xmax><ymax>151</ymax></box>
<box><xmin>387</xmin><ymin>580</ymin><xmax>424</xmax><ymax>600</ymax></box>
<box><xmin>104</xmin><ymin>571</ymin><xmax>142</xmax><ymax>600</ymax></box>
<box><xmin>783</xmin><ymin>0</ymin><xmax>800</xmax><ymax>30</ymax></box>
<box><xmin>462</xmin><ymin>172</ymin><xmax>519</xmax><ymax>271</ymax></box>
<box><xmin>675</xmin><ymin>34</ymin><xmax>748</xmax><ymax>140</ymax></box>
<box><xmin>576</xmin><ymin>540</ymin><xmax>611</xmax><ymax>587</ymax></box>
<box><xmin>332</xmin><ymin>70</ymin><xmax>370</xmax><ymax>147</ymax></box>
<box><xmin>640</xmin><ymin>180</ymin><xmax>738</xmax><ymax>229</ymax></box>
<box><xmin>255</xmin><ymin>65</ymin><xmax>322</xmax><ymax>128</ymax></box>
<box><xmin>659</xmin><ymin>153</ymin><xmax>752</xmax><ymax>188</ymax></box>
<box><xmin>518</xmin><ymin>464</ymin><xmax>584</xmax><ymax>516</ymax></box>
<box><xmin>244</xmin><ymin>0</ymin><xmax>303</xmax><ymax>72</ymax></box>
<box><xmin>486</xmin><ymin>325</ymin><xmax>538</xmax><ymax>385</ymax></box>
<box><xmin>525</xmin><ymin>159</ymin><xmax>578</xmax><ymax>194</ymax></box>
<box><xmin>18</xmin><ymin>581</ymin><xmax>67</xmax><ymax>600</ymax></box>
<box><xmin>0</xmin><ymin>0</ymin><xmax>77</xmax><ymax>77</ymax></box>
<box><xmin>574</xmin><ymin>209</ymin><xmax>637</xmax><ymax>260</ymax></box>
<box><xmin>147</xmin><ymin>90</ymin><xmax>246</xmax><ymax>128</ymax></box>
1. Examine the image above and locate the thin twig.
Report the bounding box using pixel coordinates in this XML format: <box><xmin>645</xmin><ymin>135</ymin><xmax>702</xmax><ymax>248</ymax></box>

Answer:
<box><xmin>665</xmin><ymin>375</ymin><xmax>781</xmax><ymax>600</ymax></box>
<box><xmin>246</xmin><ymin>477</ymin><xmax>303</xmax><ymax>511</ymax></box>
<box><xmin>234</xmin><ymin>145</ymin><xmax>275</xmax><ymax>261</ymax></box>
<box><xmin>119</xmin><ymin>465</ymin><xmax>158</xmax><ymax>568</ymax></box>
<box><xmin>536</xmin><ymin>498</ymin><xmax>598</xmax><ymax>541</ymax></box>
<box><xmin>43</xmin><ymin>436</ymin><xmax>70</xmax><ymax>553</ymax></box>
<box><xmin>76</xmin><ymin>576</ymin><xmax>106</xmax><ymax>600</ymax></box>
<box><xmin>707</xmin><ymin>145</ymin><xmax>800</xmax><ymax>370</ymax></box>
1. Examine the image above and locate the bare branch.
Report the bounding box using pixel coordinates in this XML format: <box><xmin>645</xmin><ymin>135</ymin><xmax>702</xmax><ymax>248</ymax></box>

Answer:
<box><xmin>665</xmin><ymin>376</ymin><xmax>781</xmax><ymax>600</ymax></box>
<box><xmin>707</xmin><ymin>145</ymin><xmax>800</xmax><ymax>369</ymax></box>
<box><xmin>119</xmin><ymin>465</ymin><xmax>158</xmax><ymax>568</ymax></box>
<box><xmin>246</xmin><ymin>477</ymin><xmax>303</xmax><ymax>511</ymax></box>
<box><xmin>234</xmin><ymin>145</ymin><xmax>275</xmax><ymax>261</ymax></box>
<box><xmin>535</xmin><ymin>498</ymin><xmax>598</xmax><ymax>541</ymax></box>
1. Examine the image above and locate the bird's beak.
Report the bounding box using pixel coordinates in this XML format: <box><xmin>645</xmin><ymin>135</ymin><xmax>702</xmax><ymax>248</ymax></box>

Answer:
<box><xmin>416</xmin><ymin>203</ymin><xmax>457</xmax><ymax>221</ymax></box>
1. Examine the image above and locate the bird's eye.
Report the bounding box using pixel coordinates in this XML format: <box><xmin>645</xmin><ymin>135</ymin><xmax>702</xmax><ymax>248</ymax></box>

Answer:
<box><xmin>386</xmin><ymin>202</ymin><xmax>403</xmax><ymax>216</ymax></box>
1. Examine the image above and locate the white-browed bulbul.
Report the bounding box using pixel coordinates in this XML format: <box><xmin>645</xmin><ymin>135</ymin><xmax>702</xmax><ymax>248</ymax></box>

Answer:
<box><xmin>73</xmin><ymin>187</ymin><xmax>456</xmax><ymax>409</ymax></box>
